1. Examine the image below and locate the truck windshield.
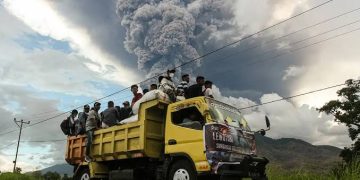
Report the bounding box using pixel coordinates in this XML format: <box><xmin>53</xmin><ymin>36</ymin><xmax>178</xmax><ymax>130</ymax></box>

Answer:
<box><xmin>206</xmin><ymin>98</ymin><xmax>251</xmax><ymax>131</ymax></box>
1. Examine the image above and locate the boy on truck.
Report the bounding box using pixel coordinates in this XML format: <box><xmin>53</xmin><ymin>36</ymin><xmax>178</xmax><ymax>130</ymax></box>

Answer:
<box><xmin>85</xmin><ymin>102</ymin><xmax>101</xmax><ymax>162</ymax></box>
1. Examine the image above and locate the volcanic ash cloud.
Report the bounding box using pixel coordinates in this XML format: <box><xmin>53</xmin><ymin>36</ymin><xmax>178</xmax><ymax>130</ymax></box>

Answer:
<box><xmin>116</xmin><ymin>0</ymin><xmax>237</xmax><ymax>77</ymax></box>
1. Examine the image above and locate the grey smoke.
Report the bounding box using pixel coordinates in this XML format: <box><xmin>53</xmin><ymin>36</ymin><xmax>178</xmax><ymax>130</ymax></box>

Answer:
<box><xmin>116</xmin><ymin>0</ymin><xmax>237</xmax><ymax>77</ymax></box>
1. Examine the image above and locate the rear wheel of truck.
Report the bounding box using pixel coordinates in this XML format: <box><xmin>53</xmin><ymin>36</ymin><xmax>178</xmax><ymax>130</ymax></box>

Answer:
<box><xmin>168</xmin><ymin>160</ymin><xmax>197</xmax><ymax>180</ymax></box>
<box><xmin>77</xmin><ymin>168</ymin><xmax>91</xmax><ymax>180</ymax></box>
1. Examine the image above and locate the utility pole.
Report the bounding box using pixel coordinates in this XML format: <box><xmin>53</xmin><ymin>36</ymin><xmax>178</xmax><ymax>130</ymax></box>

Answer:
<box><xmin>13</xmin><ymin>118</ymin><xmax>30</xmax><ymax>173</ymax></box>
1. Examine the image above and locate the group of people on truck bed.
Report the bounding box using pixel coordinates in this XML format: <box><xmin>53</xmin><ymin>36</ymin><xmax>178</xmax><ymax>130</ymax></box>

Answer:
<box><xmin>63</xmin><ymin>69</ymin><xmax>214</xmax><ymax>162</ymax></box>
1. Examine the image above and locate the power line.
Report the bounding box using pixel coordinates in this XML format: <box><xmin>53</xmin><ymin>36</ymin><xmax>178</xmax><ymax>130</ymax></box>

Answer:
<box><xmin>0</xmin><ymin>0</ymin><xmax>334</xmax><ymax>137</ymax></box>
<box><xmin>209</xmin><ymin>7</ymin><xmax>360</xmax><ymax>68</ymax></box>
<box><xmin>249</xmin><ymin>26</ymin><xmax>360</xmax><ymax>66</ymax></box>
<box><xmin>175</xmin><ymin>0</ymin><xmax>335</xmax><ymax>69</ymax></box>
<box><xmin>238</xmin><ymin>83</ymin><xmax>347</xmax><ymax>110</ymax></box>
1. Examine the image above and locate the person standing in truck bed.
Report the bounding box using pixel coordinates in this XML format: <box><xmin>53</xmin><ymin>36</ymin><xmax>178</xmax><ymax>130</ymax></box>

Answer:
<box><xmin>85</xmin><ymin>102</ymin><xmax>101</xmax><ymax>162</ymax></box>
<box><xmin>101</xmin><ymin>101</ymin><xmax>120</xmax><ymax>128</ymax></box>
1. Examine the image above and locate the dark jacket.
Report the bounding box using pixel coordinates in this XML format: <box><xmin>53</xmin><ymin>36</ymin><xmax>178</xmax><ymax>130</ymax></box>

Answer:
<box><xmin>185</xmin><ymin>84</ymin><xmax>204</xmax><ymax>99</ymax></box>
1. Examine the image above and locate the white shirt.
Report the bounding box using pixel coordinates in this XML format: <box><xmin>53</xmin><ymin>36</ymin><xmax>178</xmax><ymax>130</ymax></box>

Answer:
<box><xmin>204</xmin><ymin>88</ymin><xmax>213</xmax><ymax>98</ymax></box>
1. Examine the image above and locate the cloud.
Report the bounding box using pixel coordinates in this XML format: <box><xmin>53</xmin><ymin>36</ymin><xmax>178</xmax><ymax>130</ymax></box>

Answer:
<box><xmin>282</xmin><ymin>65</ymin><xmax>305</xmax><ymax>80</ymax></box>
<box><xmin>213</xmin><ymin>86</ymin><xmax>352</xmax><ymax>148</ymax></box>
<box><xmin>2</xmin><ymin>0</ymin><xmax>141</xmax><ymax>86</ymax></box>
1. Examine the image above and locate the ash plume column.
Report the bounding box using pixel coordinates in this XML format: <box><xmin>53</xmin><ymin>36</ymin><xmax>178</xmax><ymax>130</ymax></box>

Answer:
<box><xmin>116</xmin><ymin>0</ymin><xmax>238</xmax><ymax>78</ymax></box>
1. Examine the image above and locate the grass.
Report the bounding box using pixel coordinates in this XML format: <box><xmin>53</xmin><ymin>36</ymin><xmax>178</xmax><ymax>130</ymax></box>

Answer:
<box><xmin>0</xmin><ymin>172</ymin><xmax>37</xmax><ymax>180</ymax></box>
<box><xmin>265</xmin><ymin>157</ymin><xmax>360</xmax><ymax>180</ymax></box>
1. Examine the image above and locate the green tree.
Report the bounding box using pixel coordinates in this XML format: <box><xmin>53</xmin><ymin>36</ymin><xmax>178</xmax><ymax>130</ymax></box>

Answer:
<box><xmin>318</xmin><ymin>79</ymin><xmax>360</xmax><ymax>162</ymax></box>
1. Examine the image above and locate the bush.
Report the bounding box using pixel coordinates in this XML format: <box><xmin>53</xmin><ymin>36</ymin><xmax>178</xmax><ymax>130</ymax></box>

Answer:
<box><xmin>331</xmin><ymin>156</ymin><xmax>360</xmax><ymax>180</ymax></box>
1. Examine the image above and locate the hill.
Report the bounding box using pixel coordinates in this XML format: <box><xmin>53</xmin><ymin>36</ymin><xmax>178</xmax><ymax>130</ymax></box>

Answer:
<box><xmin>40</xmin><ymin>163</ymin><xmax>73</xmax><ymax>177</ymax></box>
<box><xmin>255</xmin><ymin>135</ymin><xmax>342</xmax><ymax>172</ymax></box>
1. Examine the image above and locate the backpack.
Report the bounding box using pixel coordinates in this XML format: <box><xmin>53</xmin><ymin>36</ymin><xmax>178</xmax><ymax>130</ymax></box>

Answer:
<box><xmin>60</xmin><ymin>117</ymin><xmax>70</xmax><ymax>135</ymax></box>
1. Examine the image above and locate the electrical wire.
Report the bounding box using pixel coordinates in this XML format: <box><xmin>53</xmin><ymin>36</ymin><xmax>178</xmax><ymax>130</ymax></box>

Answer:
<box><xmin>238</xmin><ymin>83</ymin><xmax>347</xmax><ymax>110</ymax></box>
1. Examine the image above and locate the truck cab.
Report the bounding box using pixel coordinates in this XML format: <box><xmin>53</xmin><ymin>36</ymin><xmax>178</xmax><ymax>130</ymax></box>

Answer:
<box><xmin>66</xmin><ymin>97</ymin><xmax>269</xmax><ymax>180</ymax></box>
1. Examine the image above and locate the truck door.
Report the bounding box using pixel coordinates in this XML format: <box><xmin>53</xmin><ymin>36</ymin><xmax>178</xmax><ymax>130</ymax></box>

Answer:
<box><xmin>164</xmin><ymin>103</ymin><xmax>207</xmax><ymax>166</ymax></box>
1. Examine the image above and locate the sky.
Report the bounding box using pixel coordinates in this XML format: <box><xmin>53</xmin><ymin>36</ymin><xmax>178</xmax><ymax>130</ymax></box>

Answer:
<box><xmin>0</xmin><ymin>0</ymin><xmax>360</xmax><ymax>172</ymax></box>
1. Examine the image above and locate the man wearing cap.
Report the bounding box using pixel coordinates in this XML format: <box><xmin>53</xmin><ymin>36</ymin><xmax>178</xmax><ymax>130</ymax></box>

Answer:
<box><xmin>85</xmin><ymin>102</ymin><xmax>101</xmax><ymax>162</ymax></box>
<box><xmin>119</xmin><ymin>101</ymin><xmax>132</xmax><ymax>121</ymax></box>
<box><xmin>76</xmin><ymin>105</ymin><xmax>90</xmax><ymax>135</ymax></box>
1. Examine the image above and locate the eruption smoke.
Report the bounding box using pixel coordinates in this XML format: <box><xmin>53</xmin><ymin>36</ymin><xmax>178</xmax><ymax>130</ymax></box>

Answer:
<box><xmin>116</xmin><ymin>0</ymin><xmax>237</xmax><ymax>77</ymax></box>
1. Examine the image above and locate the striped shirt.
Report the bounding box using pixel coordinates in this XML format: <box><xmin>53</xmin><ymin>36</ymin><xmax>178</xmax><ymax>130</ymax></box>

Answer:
<box><xmin>177</xmin><ymin>81</ymin><xmax>188</xmax><ymax>95</ymax></box>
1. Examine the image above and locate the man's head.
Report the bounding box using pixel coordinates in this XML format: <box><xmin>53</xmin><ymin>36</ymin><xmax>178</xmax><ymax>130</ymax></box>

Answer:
<box><xmin>71</xmin><ymin>109</ymin><xmax>78</xmax><ymax>117</ymax></box>
<box><xmin>196</xmin><ymin>76</ymin><xmax>205</xmax><ymax>85</ymax></box>
<box><xmin>93</xmin><ymin>102</ymin><xmax>101</xmax><ymax>111</ymax></box>
<box><xmin>205</xmin><ymin>80</ymin><xmax>213</xmax><ymax>89</ymax></box>
<box><xmin>167</xmin><ymin>69</ymin><xmax>176</xmax><ymax>78</ymax></box>
<box><xmin>150</xmin><ymin>84</ymin><xmax>157</xmax><ymax>90</ymax></box>
<box><xmin>182</xmin><ymin>74</ymin><xmax>189</xmax><ymax>82</ymax></box>
<box><xmin>84</xmin><ymin>104</ymin><xmax>90</xmax><ymax>113</ymax></box>
<box><xmin>123</xmin><ymin>101</ymin><xmax>130</xmax><ymax>108</ymax></box>
<box><xmin>108</xmin><ymin>101</ymin><xmax>114</xmax><ymax>108</ymax></box>
<box><xmin>131</xmin><ymin>84</ymin><xmax>138</xmax><ymax>94</ymax></box>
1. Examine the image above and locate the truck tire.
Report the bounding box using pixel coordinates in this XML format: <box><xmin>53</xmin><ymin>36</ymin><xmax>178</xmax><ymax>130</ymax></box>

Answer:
<box><xmin>168</xmin><ymin>160</ymin><xmax>197</xmax><ymax>180</ymax></box>
<box><xmin>77</xmin><ymin>168</ymin><xmax>91</xmax><ymax>180</ymax></box>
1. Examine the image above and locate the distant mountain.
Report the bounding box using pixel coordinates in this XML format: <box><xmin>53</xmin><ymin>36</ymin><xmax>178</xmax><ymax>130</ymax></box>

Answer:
<box><xmin>255</xmin><ymin>135</ymin><xmax>342</xmax><ymax>172</ymax></box>
<box><xmin>40</xmin><ymin>163</ymin><xmax>73</xmax><ymax>177</ymax></box>
<box><xmin>40</xmin><ymin>136</ymin><xmax>342</xmax><ymax>176</ymax></box>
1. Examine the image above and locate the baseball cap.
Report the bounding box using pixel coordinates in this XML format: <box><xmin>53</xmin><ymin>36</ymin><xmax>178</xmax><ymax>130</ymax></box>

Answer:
<box><xmin>94</xmin><ymin>102</ymin><xmax>101</xmax><ymax>106</ymax></box>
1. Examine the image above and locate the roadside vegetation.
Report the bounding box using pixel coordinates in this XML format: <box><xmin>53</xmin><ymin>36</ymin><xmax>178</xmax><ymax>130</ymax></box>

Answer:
<box><xmin>0</xmin><ymin>171</ymin><xmax>71</xmax><ymax>180</ymax></box>
<box><xmin>265</xmin><ymin>157</ymin><xmax>360</xmax><ymax>180</ymax></box>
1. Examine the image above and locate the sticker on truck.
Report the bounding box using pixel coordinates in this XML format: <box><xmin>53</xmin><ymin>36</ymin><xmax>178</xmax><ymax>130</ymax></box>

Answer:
<box><xmin>204</xmin><ymin>123</ymin><xmax>256</xmax><ymax>171</ymax></box>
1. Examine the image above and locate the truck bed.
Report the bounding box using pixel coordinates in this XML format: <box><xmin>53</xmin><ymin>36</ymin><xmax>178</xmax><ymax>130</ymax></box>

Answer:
<box><xmin>65</xmin><ymin>99</ymin><xmax>167</xmax><ymax>165</ymax></box>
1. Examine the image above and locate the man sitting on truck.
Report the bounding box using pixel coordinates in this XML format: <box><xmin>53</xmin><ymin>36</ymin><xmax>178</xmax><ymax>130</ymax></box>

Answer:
<box><xmin>101</xmin><ymin>101</ymin><xmax>120</xmax><ymax>128</ymax></box>
<box><xmin>118</xmin><ymin>101</ymin><xmax>132</xmax><ymax>121</ymax></box>
<box><xmin>85</xmin><ymin>102</ymin><xmax>101</xmax><ymax>162</ymax></box>
<box><xmin>203</xmin><ymin>80</ymin><xmax>214</xmax><ymax>98</ymax></box>
<box><xmin>185</xmin><ymin>76</ymin><xmax>205</xmax><ymax>99</ymax></box>
<box><xmin>131</xmin><ymin>84</ymin><xmax>143</xmax><ymax>107</ymax></box>
<box><xmin>177</xmin><ymin>74</ymin><xmax>189</xmax><ymax>96</ymax></box>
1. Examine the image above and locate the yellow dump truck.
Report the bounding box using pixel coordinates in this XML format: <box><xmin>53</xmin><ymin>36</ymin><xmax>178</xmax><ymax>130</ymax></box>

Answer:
<box><xmin>66</xmin><ymin>97</ymin><xmax>270</xmax><ymax>180</ymax></box>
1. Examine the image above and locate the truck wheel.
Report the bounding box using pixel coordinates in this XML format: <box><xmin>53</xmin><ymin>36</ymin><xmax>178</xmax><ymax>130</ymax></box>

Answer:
<box><xmin>168</xmin><ymin>160</ymin><xmax>197</xmax><ymax>180</ymax></box>
<box><xmin>77</xmin><ymin>168</ymin><xmax>91</xmax><ymax>180</ymax></box>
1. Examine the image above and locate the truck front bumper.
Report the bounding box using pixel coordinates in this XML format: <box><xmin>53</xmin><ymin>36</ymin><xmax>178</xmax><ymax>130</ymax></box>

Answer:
<box><xmin>215</xmin><ymin>155</ymin><xmax>269</xmax><ymax>177</ymax></box>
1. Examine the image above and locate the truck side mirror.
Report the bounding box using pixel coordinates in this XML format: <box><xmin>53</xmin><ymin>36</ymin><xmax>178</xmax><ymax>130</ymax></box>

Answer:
<box><xmin>265</xmin><ymin>116</ymin><xmax>270</xmax><ymax>129</ymax></box>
